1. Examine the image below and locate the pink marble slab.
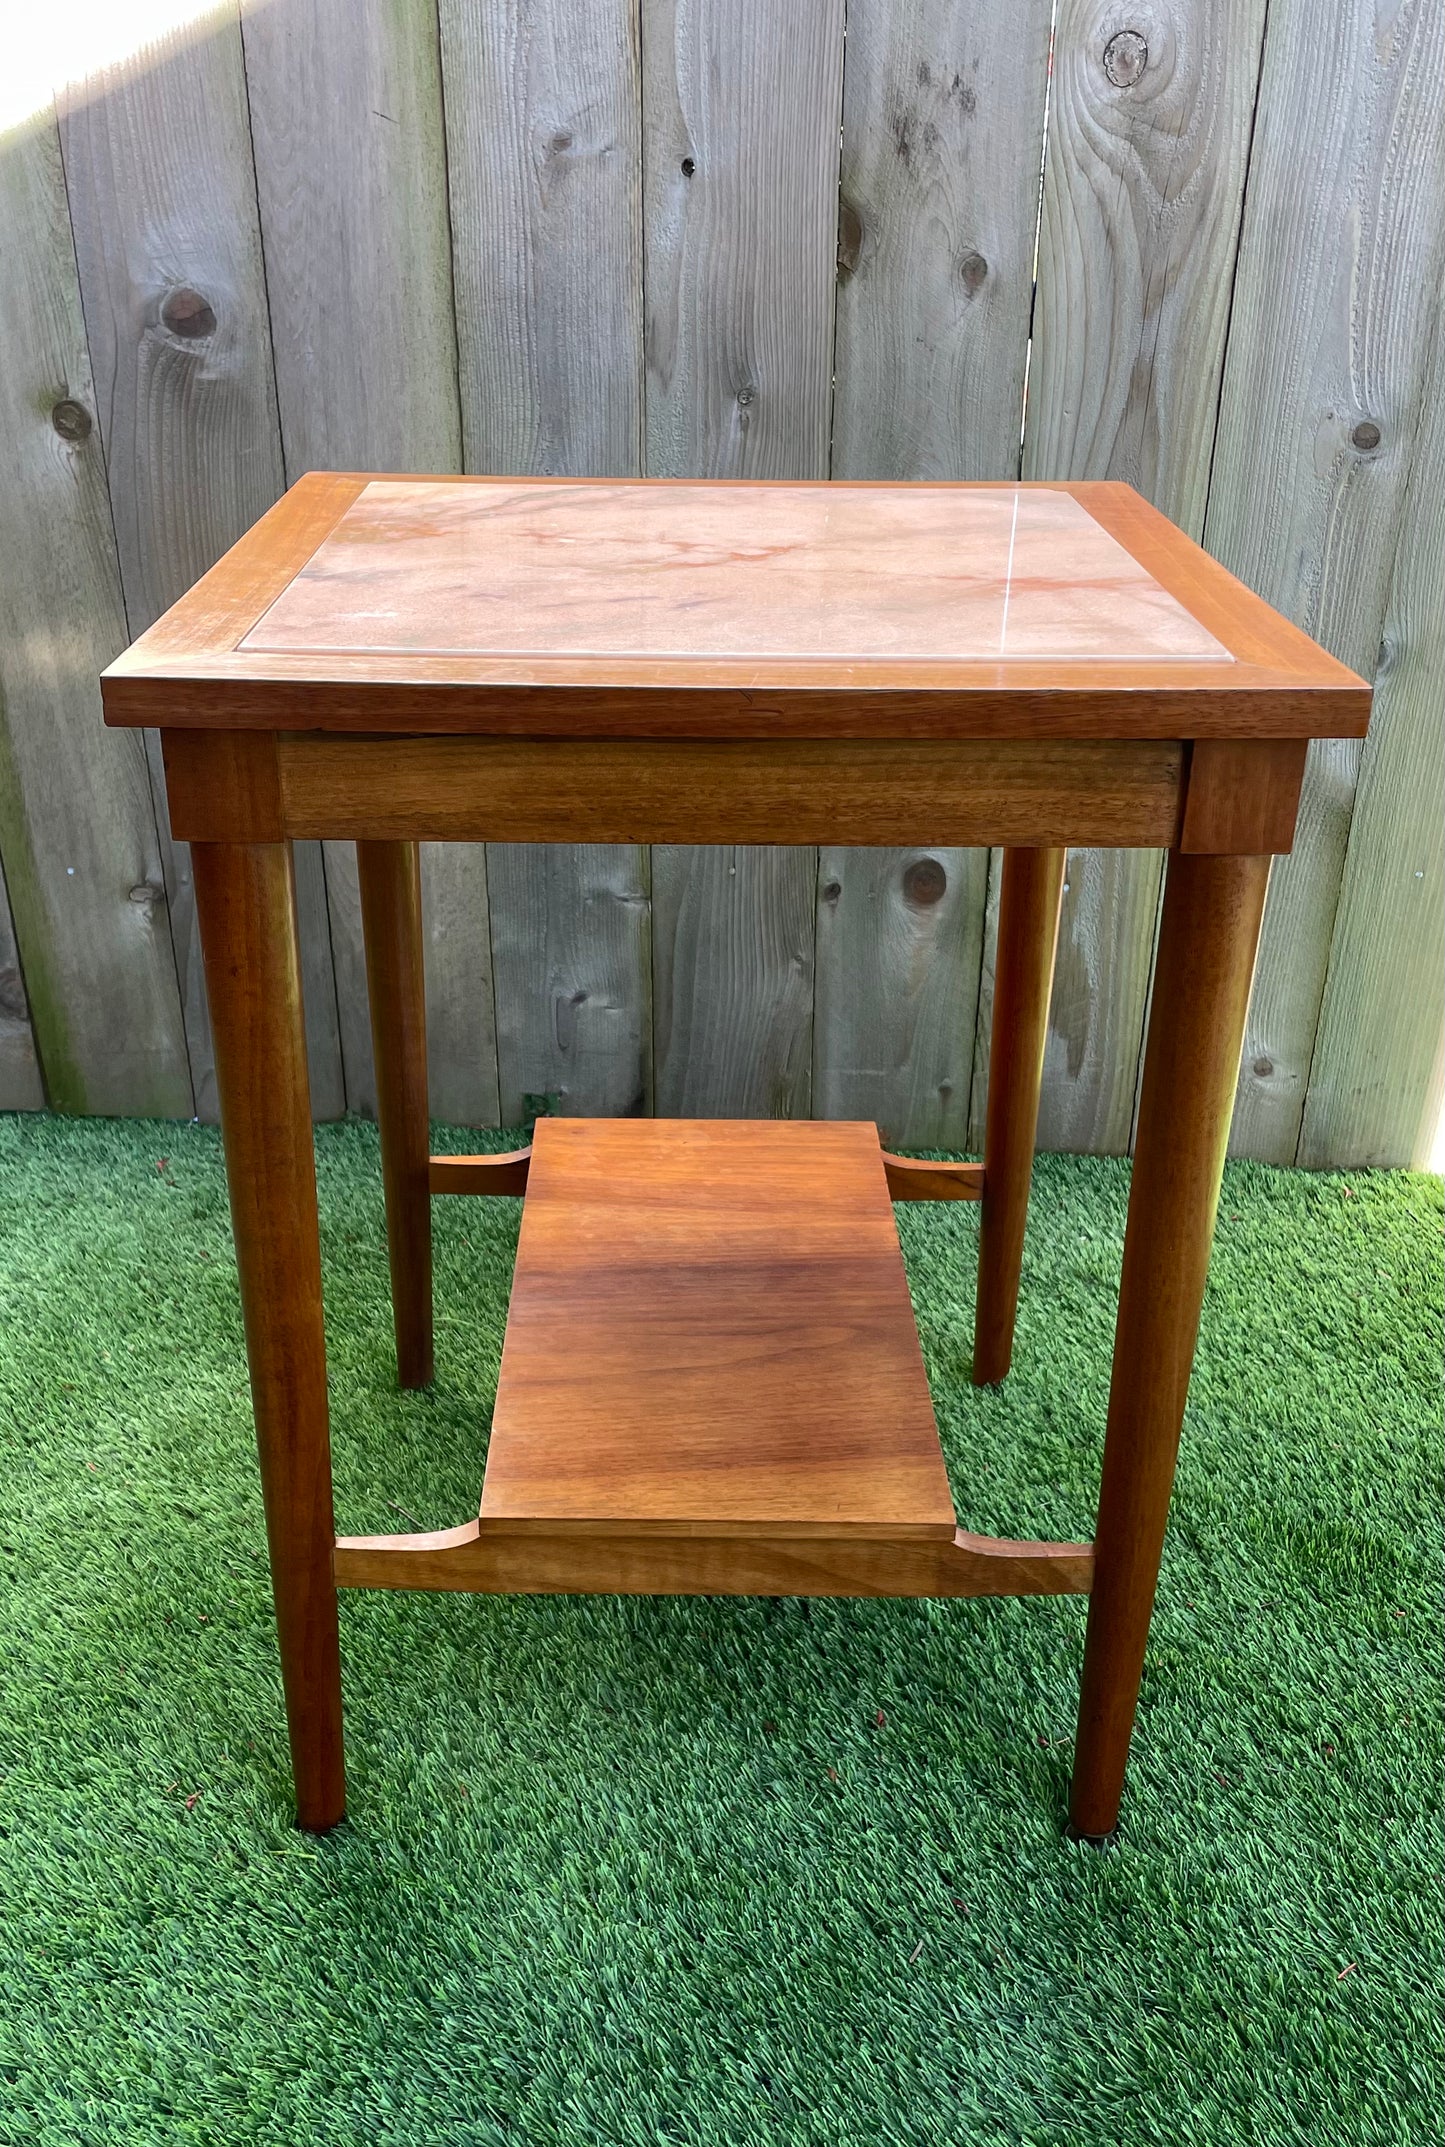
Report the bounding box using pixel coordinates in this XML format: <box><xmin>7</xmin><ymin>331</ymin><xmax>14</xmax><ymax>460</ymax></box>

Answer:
<box><xmin>241</xmin><ymin>480</ymin><xmax>1232</xmax><ymax>665</ymax></box>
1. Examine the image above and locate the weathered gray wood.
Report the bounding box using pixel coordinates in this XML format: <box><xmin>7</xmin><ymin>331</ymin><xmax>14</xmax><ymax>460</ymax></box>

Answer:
<box><xmin>491</xmin><ymin>846</ymin><xmax>651</xmax><ymax>1123</ymax></box>
<box><xmin>321</xmin><ymin>841</ymin><xmax>499</xmax><ymax>1126</ymax></box>
<box><xmin>970</xmin><ymin>847</ymin><xmax>1164</xmax><ymax>1158</ymax></box>
<box><xmin>1037</xmin><ymin>849</ymin><xmax>1159</xmax><ymax>1154</ymax></box>
<box><xmin>57</xmin><ymin>15</ymin><xmax>283</xmax><ymax>637</ymax></box>
<box><xmin>439</xmin><ymin>0</ymin><xmax>642</xmax><ymax>477</ymax></box>
<box><xmin>440</xmin><ymin>0</ymin><xmax>645</xmax><ymax>1124</ymax></box>
<box><xmin>241</xmin><ymin>0</ymin><xmax>462</xmax><ymax>473</ymax></box>
<box><xmin>56</xmin><ymin>7</ymin><xmax>345</xmax><ymax>1120</ymax></box>
<box><xmin>813</xmin><ymin>848</ymin><xmax>988</xmax><ymax>1147</ymax></box>
<box><xmin>643</xmin><ymin>0</ymin><xmax>843</xmax><ymax>1113</ymax></box>
<box><xmin>653</xmin><ymin>847</ymin><xmax>813</xmax><ymax>1118</ymax></box>
<box><xmin>823</xmin><ymin>2</ymin><xmax>1050</xmax><ymax>1145</ymax></box>
<box><xmin>831</xmin><ymin>0</ymin><xmax>1050</xmax><ymax>481</ymax></box>
<box><xmin>1205</xmin><ymin>0</ymin><xmax>1445</xmax><ymax>1161</ymax></box>
<box><xmin>0</xmin><ymin>856</ymin><xmax>44</xmax><ymax>1111</ymax></box>
<box><xmin>0</xmin><ymin>108</ymin><xmax>190</xmax><ymax>1116</ymax></box>
<box><xmin>1029</xmin><ymin>0</ymin><xmax>1267</xmax><ymax>523</ymax></box>
<box><xmin>241</xmin><ymin>0</ymin><xmax>496</xmax><ymax>1124</ymax></box>
<box><xmin>1024</xmin><ymin>0</ymin><xmax>1268</xmax><ymax>1154</ymax></box>
<box><xmin>420</xmin><ymin>846</ymin><xmax>501</xmax><ymax>1127</ymax></box>
<box><xmin>1299</xmin><ymin>310</ymin><xmax>1445</xmax><ymax>1169</ymax></box>
<box><xmin>643</xmin><ymin>0</ymin><xmax>846</xmax><ymax>480</ymax></box>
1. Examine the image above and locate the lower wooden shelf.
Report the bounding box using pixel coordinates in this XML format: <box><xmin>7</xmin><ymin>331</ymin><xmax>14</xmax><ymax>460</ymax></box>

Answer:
<box><xmin>337</xmin><ymin>1118</ymin><xmax>1091</xmax><ymax>1601</ymax></box>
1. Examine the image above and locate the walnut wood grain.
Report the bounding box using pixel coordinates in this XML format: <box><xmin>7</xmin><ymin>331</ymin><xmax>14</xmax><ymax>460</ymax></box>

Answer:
<box><xmin>880</xmin><ymin>1155</ymin><xmax>985</xmax><ymax>1201</ymax></box>
<box><xmin>479</xmin><ymin>1118</ymin><xmax>956</xmax><ymax>1533</ymax></box>
<box><xmin>1069</xmin><ymin>849</ymin><xmax>1271</xmax><ymax>1842</ymax></box>
<box><xmin>160</xmin><ymin>734</ymin><xmax>1187</xmax><ymax>848</ymax></box>
<box><xmin>429</xmin><ymin>1146</ymin><xmax>983</xmax><ymax>1205</ymax></box>
<box><xmin>429</xmin><ymin>1148</ymin><xmax>532</xmax><ymax>1195</ymax></box>
<box><xmin>1180</xmin><ymin>738</ymin><xmax>1309</xmax><ymax>854</ymax></box>
<box><xmin>190</xmin><ymin>840</ymin><xmax>344</xmax><ymax>1831</ymax></box>
<box><xmin>428</xmin><ymin>1144</ymin><xmax>984</xmax><ymax>1206</ymax></box>
<box><xmin>333</xmin><ymin>1520</ymin><xmax>1094</xmax><ymax>1598</ymax></box>
<box><xmin>130</xmin><ymin>473</ymin><xmax>365</xmax><ymax>660</ymax></box>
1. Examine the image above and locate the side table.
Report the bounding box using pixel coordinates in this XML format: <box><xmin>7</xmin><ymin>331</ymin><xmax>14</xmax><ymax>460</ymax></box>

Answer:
<box><xmin>101</xmin><ymin>476</ymin><xmax>1369</xmax><ymax>1838</ymax></box>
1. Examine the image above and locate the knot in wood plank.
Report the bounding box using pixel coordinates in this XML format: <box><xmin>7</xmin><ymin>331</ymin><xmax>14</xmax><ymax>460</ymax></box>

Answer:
<box><xmin>1102</xmin><ymin>30</ymin><xmax>1149</xmax><ymax>87</ymax></box>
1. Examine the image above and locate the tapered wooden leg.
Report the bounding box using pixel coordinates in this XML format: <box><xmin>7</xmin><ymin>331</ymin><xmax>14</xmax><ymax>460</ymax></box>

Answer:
<box><xmin>1069</xmin><ymin>850</ymin><xmax>1270</xmax><ymax>1842</ymax></box>
<box><xmin>192</xmin><ymin>840</ymin><xmax>345</xmax><ymax>1831</ymax></box>
<box><xmin>973</xmin><ymin>846</ymin><xmax>1066</xmax><ymax>1384</ymax></box>
<box><xmin>357</xmin><ymin>841</ymin><xmax>433</xmax><ymax>1388</ymax></box>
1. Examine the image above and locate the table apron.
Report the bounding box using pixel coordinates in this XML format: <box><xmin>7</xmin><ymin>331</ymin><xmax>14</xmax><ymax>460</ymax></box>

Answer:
<box><xmin>163</xmin><ymin>731</ymin><xmax>1199</xmax><ymax>848</ymax></box>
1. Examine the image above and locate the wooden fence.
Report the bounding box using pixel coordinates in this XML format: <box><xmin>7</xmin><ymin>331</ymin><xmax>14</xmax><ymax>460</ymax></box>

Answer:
<box><xmin>1</xmin><ymin>0</ymin><xmax>1441</xmax><ymax>1165</ymax></box>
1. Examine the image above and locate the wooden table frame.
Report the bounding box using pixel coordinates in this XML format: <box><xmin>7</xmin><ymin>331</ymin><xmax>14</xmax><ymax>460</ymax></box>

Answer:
<box><xmin>102</xmin><ymin>475</ymin><xmax>1371</xmax><ymax>1841</ymax></box>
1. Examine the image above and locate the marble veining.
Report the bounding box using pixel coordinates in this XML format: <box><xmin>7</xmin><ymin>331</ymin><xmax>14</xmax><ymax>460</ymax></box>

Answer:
<box><xmin>241</xmin><ymin>481</ymin><xmax>1233</xmax><ymax>664</ymax></box>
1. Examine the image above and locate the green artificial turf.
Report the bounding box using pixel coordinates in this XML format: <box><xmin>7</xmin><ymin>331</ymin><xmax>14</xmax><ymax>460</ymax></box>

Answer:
<box><xmin>0</xmin><ymin>1112</ymin><xmax>1440</xmax><ymax>2147</ymax></box>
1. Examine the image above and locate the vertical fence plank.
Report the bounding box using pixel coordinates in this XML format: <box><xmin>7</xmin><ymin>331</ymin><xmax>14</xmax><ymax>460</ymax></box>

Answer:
<box><xmin>654</xmin><ymin>847</ymin><xmax>814</xmax><ymax>1118</ymax></box>
<box><xmin>55</xmin><ymin>10</ymin><xmax>348</xmax><ymax>1119</ymax></box>
<box><xmin>57</xmin><ymin>19</ymin><xmax>280</xmax><ymax>637</ymax></box>
<box><xmin>440</xmin><ymin>0</ymin><xmax>643</xmax><ymax>1123</ymax></box>
<box><xmin>821</xmin><ymin>0</ymin><xmax>1051</xmax><ymax>1143</ymax></box>
<box><xmin>241</xmin><ymin>0</ymin><xmax>495</xmax><ymax>1124</ymax></box>
<box><xmin>419</xmin><ymin>852</ymin><xmax>501</xmax><ymax>1126</ymax></box>
<box><xmin>1298</xmin><ymin>310</ymin><xmax>1445</xmax><ymax>1170</ymax></box>
<box><xmin>1204</xmin><ymin>0</ymin><xmax>1445</xmax><ymax>1162</ymax></box>
<box><xmin>491</xmin><ymin>846</ymin><xmax>651</xmax><ymax>1123</ymax></box>
<box><xmin>831</xmin><ymin>0</ymin><xmax>1050</xmax><ymax>481</ymax></box>
<box><xmin>485</xmin><ymin>847</ymin><xmax>644</xmax><ymax>1114</ymax></box>
<box><xmin>643</xmin><ymin>0</ymin><xmax>844</xmax><ymax>479</ymax></box>
<box><xmin>643</xmin><ymin>0</ymin><xmax>845</xmax><ymax>1113</ymax></box>
<box><xmin>441</xmin><ymin>0</ymin><xmax>642</xmax><ymax>478</ymax></box>
<box><xmin>242</xmin><ymin>0</ymin><xmax>462</xmax><ymax>471</ymax></box>
<box><xmin>1020</xmin><ymin>0</ymin><xmax>1268</xmax><ymax>1153</ymax></box>
<box><xmin>0</xmin><ymin>105</ymin><xmax>190</xmax><ymax>1117</ymax></box>
<box><xmin>813</xmin><ymin>849</ymin><xmax>988</xmax><ymax>1146</ymax></box>
<box><xmin>0</xmin><ymin>858</ymin><xmax>44</xmax><ymax>1110</ymax></box>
